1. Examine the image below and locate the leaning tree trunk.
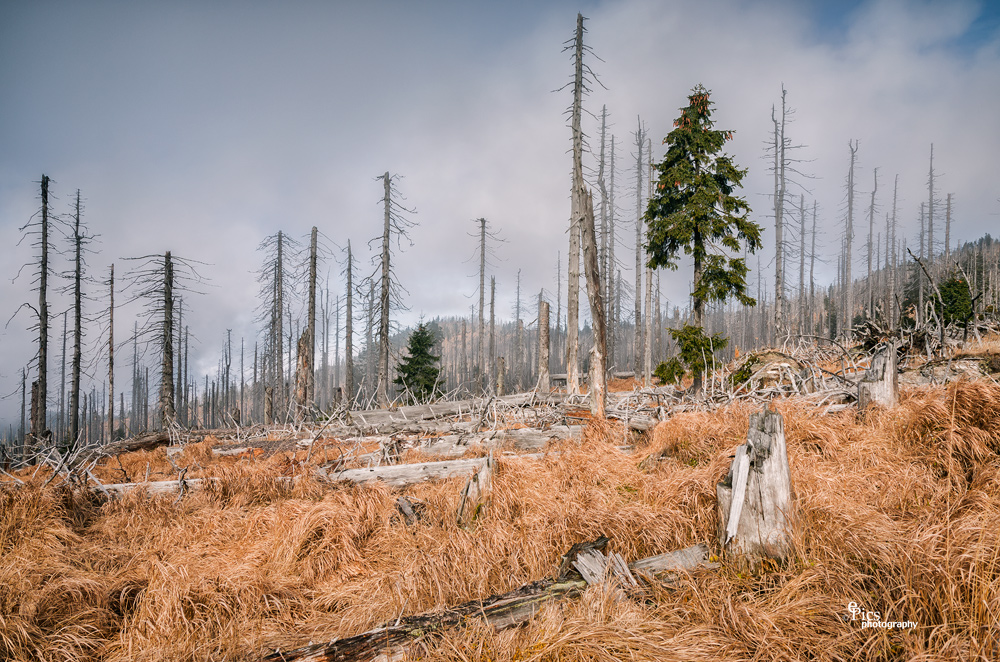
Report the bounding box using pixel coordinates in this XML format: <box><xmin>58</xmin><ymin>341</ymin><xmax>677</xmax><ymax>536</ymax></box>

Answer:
<box><xmin>580</xmin><ymin>188</ymin><xmax>606</xmax><ymax>417</ymax></box>
<box><xmin>159</xmin><ymin>252</ymin><xmax>176</xmax><ymax>428</ymax></box>
<box><xmin>716</xmin><ymin>406</ymin><xmax>794</xmax><ymax>560</ymax></box>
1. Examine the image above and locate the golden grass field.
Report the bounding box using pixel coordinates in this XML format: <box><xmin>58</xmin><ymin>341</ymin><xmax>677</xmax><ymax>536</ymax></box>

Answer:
<box><xmin>3</xmin><ymin>377</ymin><xmax>1000</xmax><ymax>661</ymax></box>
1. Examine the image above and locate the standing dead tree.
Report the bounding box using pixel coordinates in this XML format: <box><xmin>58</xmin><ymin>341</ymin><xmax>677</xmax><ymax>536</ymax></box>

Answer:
<box><xmin>559</xmin><ymin>12</ymin><xmax>602</xmax><ymax>395</ymax></box>
<box><xmin>580</xmin><ymin>188</ymin><xmax>607</xmax><ymax>416</ymax></box>
<box><xmin>633</xmin><ymin>119</ymin><xmax>647</xmax><ymax>378</ymax></box>
<box><xmin>122</xmin><ymin>252</ymin><xmax>205</xmax><ymax>429</ymax></box>
<box><xmin>843</xmin><ymin>140</ymin><xmax>858</xmax><ymax>339</ymax></box>
<box><xmin>367</xmin><ymin>172</ymin><xmax>416</xmax><ymax>407</ymax></box>
<box><xmin>254</xmin><ymin>231</ymin><xmax>299</xmax><ymax>422</ymax></box>
<box><xmin>13</xmin><ymin>175</ymin><xmax>57</xmax><ymax>449</ymax></box>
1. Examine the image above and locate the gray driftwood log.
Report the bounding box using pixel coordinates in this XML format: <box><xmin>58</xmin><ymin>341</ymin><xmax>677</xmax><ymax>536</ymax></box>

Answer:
<box><xmin>716</xmin><ymin>407</ymin><xmax>794</xmax><ymax>559</ymax></box>
<box><xmin>260</xmin><ymin>542</ymin><xmax>712</xmax><ymax>662</ymax></box>
<box><xmin>857</xmin><ymin>342</ymin><xmax>898</xmax><ymax>411</ymax></box>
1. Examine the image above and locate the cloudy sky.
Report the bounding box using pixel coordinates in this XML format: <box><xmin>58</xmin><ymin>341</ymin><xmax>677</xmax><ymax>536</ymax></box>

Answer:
<box><xmin>1</xmin><ymin>0</ymin><xmax>998</xmax><ymax>429</ymax></box>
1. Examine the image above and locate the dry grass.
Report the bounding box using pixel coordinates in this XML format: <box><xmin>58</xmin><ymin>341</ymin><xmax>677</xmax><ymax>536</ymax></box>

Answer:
<box><xmin>3</xmin><ymin>380</ymin><xmax>1000</xmax><ymax>660</ymax></box>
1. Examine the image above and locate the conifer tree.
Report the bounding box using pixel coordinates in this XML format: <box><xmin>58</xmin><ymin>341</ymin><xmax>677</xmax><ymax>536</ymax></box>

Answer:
<box><xmin>393</xmin><ymin>322</ymin><xmax>440</xmax><ymax>403</ymax></box>
<box><xmin>645</xmin><ymin>85</ymin><xmax>762</xmax><ymax>392</ymax></box>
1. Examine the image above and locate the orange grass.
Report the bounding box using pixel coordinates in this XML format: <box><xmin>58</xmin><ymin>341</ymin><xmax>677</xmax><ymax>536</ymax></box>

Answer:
<box><xmin>3</xmin><ymin>380</ymin><xmax>1000</xmax><ymax>660</ymax></box>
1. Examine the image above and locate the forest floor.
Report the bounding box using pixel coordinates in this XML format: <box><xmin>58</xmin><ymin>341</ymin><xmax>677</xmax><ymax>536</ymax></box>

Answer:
<box><xmin>4</xmin><ymin>341</ymin><xmax>1000</xmax><ymax>661</ymax></box>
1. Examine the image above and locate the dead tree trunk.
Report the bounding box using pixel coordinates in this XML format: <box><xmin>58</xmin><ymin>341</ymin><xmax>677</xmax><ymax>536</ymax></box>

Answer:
<box><xmin>772</xmin><ymin>95</ymin><xmax>787</xmax><ymax>340</ymax></box>
<box><xmin>306</xmin><ymin>226</ymin><xmax>318</xmax><ymax>409</ymax></box>
<box><xmin>159</xmin><ymin>252</ymin><xmax>176</xmax><ymax>428</ymax></box>
<box><xmin>538</xmin><ymin>299</ymin><xmax>550</xmax><ymax>392</ymax></box>
<box><xmin>858</xmin><ymin>342</ymin><xmax>898</xmax><ymax>411</ymax></box>
<box><xmin>477</xmin><ymin>217</ymin><xmax>486</xmax><ymax>391</ymax></box>
<box><xmin>107</xmin><ymin>264</ymin><xmax>115</xmax><ymax>441</ymax></box>
<box><xmin>565</xmin><ymin>13</ymin><xmax>585</xmax><ymax>396</ymax></box>
<box><xmin>580</xmin><ymin>188</ymin><xmax>606</xmax><ymax>417</ymax></box>
<box><xmin>844</xmin><ymin>140</ymin><xmax>857</xmax><ymax>339</ymax></box>
<box><xmin>377</xmin><ymin>173</ymin><xmax>392</xmax><ymax>407</ymax></box>
<box><xmin>293</xmin><ymin>330</ymin><xmax>310</xmax><ymax>421</ymax></box>
<box><xmin>344</xmin><ymin>241</ymin><xmax>354</xmax><ymax>407</ymax></box>
<box><xmin>31</xmin><ymin>175</ymin><xmax>51</xmax><ymax>445</ymax></box>
<box><xmin>69</xmin><ymin>190</ymin><xmax>85</xmax><ymax>447</ymax></box>
<box><xmin>717</xmin><ymin>407</ymin><xmax>794</xmax><ymax>560</ymax></box>
<box><xmin>634</xmin><ymin>120</ymin><xmax>646</xmax><ymax>376</ymax></box>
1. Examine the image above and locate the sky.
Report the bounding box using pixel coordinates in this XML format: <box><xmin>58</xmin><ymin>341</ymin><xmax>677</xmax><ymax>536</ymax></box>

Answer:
<box><xmin>1</xmin><ymin>0</ymin><xmax>999</xmax><ymax>430</ymax></box>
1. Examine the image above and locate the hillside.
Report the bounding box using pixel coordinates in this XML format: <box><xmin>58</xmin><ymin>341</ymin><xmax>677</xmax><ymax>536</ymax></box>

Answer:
<box><xmin>3</xmin><ymin>340</ymin><xmax>1000</xmax><ymax>661</ymax></box>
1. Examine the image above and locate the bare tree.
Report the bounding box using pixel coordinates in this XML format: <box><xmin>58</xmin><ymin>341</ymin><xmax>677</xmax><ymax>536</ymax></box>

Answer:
<box><xmin>15</xmin><ymin>175</ymin><xmax>54</xmax><ymax>446</ymax></box>
<box><xmin>633</xmin><ymin>118</ymin><xmax>647</xmax><ymax>376</ymax></box>
<box><xmin>580</xmin><ymin>187</ymin><xmax>606</xmax><ymax>415</ymax></box>
<box><xmin>369</xmin><ymin>172</ymin><xmax>415</xmax><ymax>406</ymax></box>
<box><xmin>122</xmin><ymin>252</ymin><xmax>204</xmax><ymax>429</ymax></box>
<box><xmin>844</xmin><ymin>140</ymin><xmax>858</xmax><ymax>338</ymax></box>
<box><xmin>866</xmin><ymin>168</ymin><xmax>879</xmax><ymax>317</ymax></box>
<box><xmin>562</xmin><ymin>13</ymin><xmax>590</xmax><ymax>395</ymax></box>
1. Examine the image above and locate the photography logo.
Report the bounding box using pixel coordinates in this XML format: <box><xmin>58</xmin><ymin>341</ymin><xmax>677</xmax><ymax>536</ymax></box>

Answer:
<box><xmin>847</xmin><ymin>602</ymin><xmax>916</xmax><ymax>630</ymax></box>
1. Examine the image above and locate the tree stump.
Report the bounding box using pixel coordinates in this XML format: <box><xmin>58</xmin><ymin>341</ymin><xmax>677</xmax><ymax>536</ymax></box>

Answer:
<box><xmin>858</xmin><ymin>341</ymin><xmax>898</xmax><ymax>411</ymax></box>
<box><xmin>716</xmin><ymin>406</ymin><xmax>794</xmax><ymax>559</ymax></box>
<box><xmin>457</xmin><ymin>450</ymin><xmax>493</xmax><ymax>527</ymax></box>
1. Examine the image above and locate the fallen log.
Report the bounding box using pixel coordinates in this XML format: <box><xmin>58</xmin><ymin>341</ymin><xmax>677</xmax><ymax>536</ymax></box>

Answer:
<box><xmin>318</xmin><ymin>456</ymin><xmax>496</xmax><ymax>489</ymax></box>
<box><xmin>347</xmin><ymin>392</ymin><xmax>567</xmax><ymax>430</ymax></box>
<box><xmin>261</xmin><ymin>542</ymin><xmax>711</xmax><ymax>662</ymax></box>
<box><xmin>418</xmin><ymin>425</ymin><xmax>582</xmax><ymax>459</ymax></box>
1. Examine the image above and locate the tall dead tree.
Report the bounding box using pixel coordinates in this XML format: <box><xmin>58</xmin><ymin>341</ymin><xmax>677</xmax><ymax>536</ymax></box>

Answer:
<box><xmin>123</xmin><ymin>252</ymin><xmax>203</xmax><ymax>429</ymax></box>
<box><xmin>371</xmin><ymin>172</ymin><xmax>416</xmax><ymax>406</ymax></box>
<box><xmin>607</xmin><ymin>135</ymin><xmax>617</xmax><ymax>370</ymax></box>
<box><xmin>107</xmin><ymin>264</ymin><xmax>115</xmax><ymax>441</ymax></box>
<box><xmin>772</xmin><ymin>94</ymin><xmax>788</xmax><ymax>340</ymax></box>
<box><xmin>866</xmin><ymin>168</ymin><xmax>879</xmax><ymax>317</ymax></box>
<box><xmin>304</xmin><ymin>226</ymin><xmax>318</xmax><ymax>411</ymax></box>
<box><xmin>798</xmin><ymin>195</ymin><xmax>806</xmax><ymax>335</ymax></box>
<box><xmin>844</xmin><ymin>140</ymin><xmax>858</xmax><ymax>338</ymax></box>
<box><xmin>945</xmin><ymin>193</ymin><xmax>952</xmax><ymax>263</ymax></box>
<box><xmin>20</xmin><ymin>175</ymin><xmax>53</xmax><ymax>445</ymax></box>
<box><xmin>563</xmin><ymin>13</ymin><xmax>590</xmax><ymax>395</ymax></box>
<box><xmin>888</xmin><ymin>175</ymin><xmax>899</xmax><ymax>327</ymax></box>
<box><xmin>580</xmin><ymin>188</ymin><xmax>606</xmax><ymax>416</ymax></box>
<box><xmin>633</xmin><ymin>119</ymin><xmax>647</xmax><ymax>375</ymax></box>
<box><xmin>344</xmin><ymin>241</ymin><xmax>355</xmax><ymax>406</ymax></box>
<box><xmin>66</xmin><ymin>190</ymin><xmax>91</xmax><ymax>447</ymax></box>
<box><xmin>927</xmin><ymin>144</ymin><xmax>936</xmax><ymax>270</ymax></box>
<box><xmin>255</xmin><ymin>231</ymin><xmax>298</xmax><ymax>417</ymax></box>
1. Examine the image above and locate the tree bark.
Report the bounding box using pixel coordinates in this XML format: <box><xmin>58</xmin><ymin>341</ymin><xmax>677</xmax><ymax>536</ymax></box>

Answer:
<box><xmin>306</xmin><ymin>226</ymin><xmax>318</xmax><ymax>408</ymax></box>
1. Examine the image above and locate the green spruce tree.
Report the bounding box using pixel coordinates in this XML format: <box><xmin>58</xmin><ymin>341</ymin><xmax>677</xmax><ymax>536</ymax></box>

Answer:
<box><xmin>394</xmin><ymin>322</ymin><xmax>441</xmax><ymax>403</ymax></box>
<box><xmin>645</xmin><ymin>85</ymin><xmax>762</xmax><ymax>392</ymax></box>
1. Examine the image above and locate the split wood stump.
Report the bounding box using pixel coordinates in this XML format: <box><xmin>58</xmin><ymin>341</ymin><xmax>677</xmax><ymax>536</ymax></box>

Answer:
<box><xmin>716</xmin><ymin>406</ymin><xmax>794</xmax><ymax>559</ymax></box>
<box><xmin>456</xmin><ymin>450</ymin><xmax>493</xmax><ymax>527</ymax></box>
<box><xmin>858</xmin><ymin>341</ymin><xmax>898</xmax><ymax>411</ymax></box>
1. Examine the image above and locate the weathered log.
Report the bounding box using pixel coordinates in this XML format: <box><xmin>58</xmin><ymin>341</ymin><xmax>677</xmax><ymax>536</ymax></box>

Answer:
<box><xmin>716</xmin><ymin>407</ymin><xmax>794</xmax><ymax>559</ymax></box>
<box><xmin>857</xmin><ymin>342</ymin><xmax>898</xmax><ymax>410</ymax></box>
<box><xmin>456</xmin><ymin>450</ymin><xmax>493</xmax><ymax>527</ymax></box>
<box><xmin>418</xmin><ymin>425</ymin><xmax>582</xmax><ymax>459</ymax></box>
<box><xmin>261</xmin><ymin>542</ymin><xmax>710</xmax><ymax>662</ymax></box>
<box><xmin>94</xmin><ymin>431</ymin><xmax>170</xmax><ymax>457</ymax></box>
<box><xmin>347</xmin><ymin>392</ymin><xmax>567</xmax><ymax>430</ymax></box>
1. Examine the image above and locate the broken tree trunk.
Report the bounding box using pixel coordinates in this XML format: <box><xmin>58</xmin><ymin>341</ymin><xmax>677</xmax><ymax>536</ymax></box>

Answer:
<box><xmin>261</xmin><ymin>542</ymin><xmax>711</xmax><ymax>662</ymax></box>
<box><xmin>456</xmin><ymin>450</ymin><xmax>493</xmax><ymax>527</ymax></box>
<box><xmin>857</xmin><ymin>342</ymin><xmax>898</xmax><ymax>411</ymax></box>
<box><xmin>716</xmin><ymin>407</ymin><xmax>794</xmax><ymax>559</ymax></box>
